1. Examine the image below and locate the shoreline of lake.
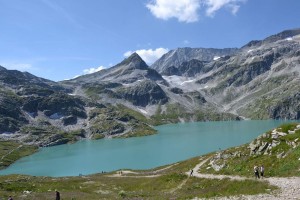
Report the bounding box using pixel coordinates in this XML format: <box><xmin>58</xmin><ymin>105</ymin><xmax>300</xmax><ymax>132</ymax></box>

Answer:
<box><xmin>0</xmin><ymin>120</ymin><xmax>295</xmax><ymax>177</ymax></box>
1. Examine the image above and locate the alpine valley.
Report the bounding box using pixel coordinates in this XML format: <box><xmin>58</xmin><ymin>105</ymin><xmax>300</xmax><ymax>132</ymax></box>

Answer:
<box><xmin>1</xmin><ymin>28</ymin><xmax>300</xmax><ymax>150</ymax></box>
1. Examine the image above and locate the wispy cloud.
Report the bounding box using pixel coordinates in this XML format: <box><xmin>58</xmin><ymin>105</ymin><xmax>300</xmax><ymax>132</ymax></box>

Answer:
<box><xmin>183</xmin><ymin>40</ymin><xmax>190</xmax><ymax>45</ymax></box>
<box><xmin>83</xmin><ymin>66</ymin><xmax>106</xmax><ymax>74</ymax></box>
<box><xmin>68</xmin><ymin>65</ymin><xmax>106</xmax><ymax>80</ymax></box>
<box><xmin>124</xmin><ymin>48</ymin><xmax>169</xmax><ymax>65</ymax></box>
<box><xmin>1</xmin><ymin>62</ymin><xmax>36</xmax><ymax>71</ymax></box>
<box><xmin>40</xmin><ymin>0</ymin><xmax>83</xmax><ymax>28</ymax></box>
<box><xmin>146</xmin><ymin>0</ymin><xmax>247</xmax><ymax>22</ymax></box>
<box><xmin>205</xmin><ymin>0</ymin><xmax>246</xmax><ymax>17</ymax></box>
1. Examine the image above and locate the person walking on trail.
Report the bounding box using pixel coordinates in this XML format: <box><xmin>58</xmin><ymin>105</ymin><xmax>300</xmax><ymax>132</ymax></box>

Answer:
<box><xmin>56</xmin><ymin>190</ymin><xmax>60</xmax><ymax>200</ymax></box>
<box><xmin>8</xmin><ymin>196</ymin><xmax>13</xmax><ymax>200</ymax></box>
<box><xmin>190</xmin><ymin>169</ymin><xmax>193</xmax><ymax>176</ymax></box>
<box><xmin>260</xmin><ymin>165</ymin><xmax>265</xmax><ymax>178</ymax></box>
<box><xmin>254</xmin><ymin>165</ymin><xmax>260</xmax><ymax>179</ymax></box>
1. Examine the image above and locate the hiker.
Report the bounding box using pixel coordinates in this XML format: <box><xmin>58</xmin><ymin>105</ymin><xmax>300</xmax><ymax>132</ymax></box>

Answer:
<box><xmin>8</xmin><ymin>196</ymin><xmax>13</xmax><ymax>200</ymax></box>
<box><xmin>56</xmin><ymin>190</ymin><xmax>60</xmax><ymax>200</ymax></box>
<box><xmin>190</xmin><ymin>169</ymin><xmax>193</xmax><ymax>176</ymax></box>
<box><xmin>260</xmin><ymin>165</ymin><xmax>265</xmax><ymax>178</ymax></box>
<box><xmin>254</xmin><ymin>165</ymin><xmax>260</xmax><ymax>179</ymax></box>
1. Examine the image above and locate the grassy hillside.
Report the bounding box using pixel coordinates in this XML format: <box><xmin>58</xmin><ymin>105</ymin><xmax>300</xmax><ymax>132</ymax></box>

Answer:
<box><xmin>199</xmin><ymin>123</ymin><xmax>300</xmax><ymax>177</ymax></box>
<box><xmin>0</xmin><ymin>141</ymin><xmax>38</xmax><ymax>169</ymax></box>
<box><xmin>0</xmin><ymin>157</ymin><xmax>275</xmax><ymax>200</ymax></box>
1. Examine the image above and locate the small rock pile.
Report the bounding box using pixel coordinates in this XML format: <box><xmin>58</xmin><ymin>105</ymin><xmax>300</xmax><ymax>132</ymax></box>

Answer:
<box><xmin>208</xmin><ymin>150</ymin><xmax>242</xmax><ymax>171</ymax></box>
<box><xmin>249</xmin><ymin>124</ymin><xmax>300</xmax><ymax>158</ymax></box>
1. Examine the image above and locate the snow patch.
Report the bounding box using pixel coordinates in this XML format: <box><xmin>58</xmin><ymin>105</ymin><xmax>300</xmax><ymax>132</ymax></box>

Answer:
<box><xmin>204</xmin><ymin>85</ymin><xmax>209</xmax><ymax>89</ymax></box>
<box><xmin>285</xmin><ymin>37</ymin><xmax>293</xmax><ymax>41</ymax></box>
<box><xmin>247</xmin><ymin>49</ymin><xmax>254</xmax><ymax>53</ymax></box>
<box><xmin>1</xmin><ymin>132</ymin><xmax>14</xmax><ymax>135</ymax></box>
<box><xmin>138</xmin><ymin>108</ymin><xmax>148</xmax><ymax>115</ymax></box>
<box><xmin>180</xmin><ymin>79</ymin><xmax>195</xmax><ymax>85</ymax></box>
<box><xmin>213</xmin><ymin>56</ymin><xmax>221</xmax><ymax>61</ymax></box>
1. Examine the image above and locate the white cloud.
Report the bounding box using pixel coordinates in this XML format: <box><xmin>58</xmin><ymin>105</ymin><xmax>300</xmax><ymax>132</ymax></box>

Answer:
<box><xmin>204</xmin><ymin>0</ymin><xmax>246</xmax><ymax>17</ymax></box>
<box><xmin>124</xmin><ymin>48</ymin><xmax>169</xmax><ymax>65</ymax></box>
<box><xmin>146</xmin><ymin>0</ymin><xmax>247</xmax><ymax>22</ymax></box>
<box><xmin>183</xmin><ymin>40</ymin><xmax>190</xmax><ymax>45</ymax></box>
<box><xmin>83</xmin><ymin>66</ymin><xmax>105</xmax><ymax>74</ymax></box>
<box><xmin>146</xmin><ymin>0</ymin><xmax>200</xmax><ymax>23</ymax></box>
<box><xmin>124</xmin><ymin>51</ymin><xmax>134</xmax><ymax>58</ymax></box>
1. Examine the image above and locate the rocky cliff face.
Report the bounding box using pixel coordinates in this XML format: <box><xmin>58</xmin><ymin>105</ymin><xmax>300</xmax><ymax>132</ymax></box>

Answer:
<box><xmin>151</xmin><ymin>47</ymin><xmax>238</xmax><ymax>75</ymax></box>
<box><xmin>116</xmin><ymin>80</ymin><xmax>168</xmax><ymax>107</ymax></box>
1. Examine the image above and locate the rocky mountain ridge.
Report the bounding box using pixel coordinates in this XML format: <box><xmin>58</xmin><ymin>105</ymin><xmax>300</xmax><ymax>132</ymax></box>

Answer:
<box><xmin>151</xmin><ymin>47</ymin><xmax>238</xmax><ymax>75</ymax></box>
<box><xmin>1</xmin><ymin>28</ymin><xmax>300</xmax><ymax>147</ymax></box>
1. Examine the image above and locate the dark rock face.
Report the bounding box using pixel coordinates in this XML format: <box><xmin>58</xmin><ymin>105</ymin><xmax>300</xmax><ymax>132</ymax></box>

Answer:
<box><xmin>227</xmin><ymin>53</ymin><xmax>274</xmax><ymax>87</ymax></box>
<box><xmin>170</xmin><ymin>87</ymin><xmax>183</xmax><ymax>94</ymax></box>
<box><xmin>37</xmin><ymin>93</ymin><xmax>87</xmax><ymax>118</ymax></box>
<box><xmin>40</xmin><ymin>134</ymin><xmax>70</xmax><ymax>147</ymax></box>
<box><xmin>62</xmin><ymin>115</ymin><xmax>78</xmax><ymax>126</ymax></box>
<box><xmin>0</xmin><ymin>90</ymin><xmax>27</xmax><ymax>132</ymax></box>
<box><xmin>22</xmin><ymin>96</ymin><xmax>43</xmax><ymax>114</ymax></box>
<box><xmin>269</xmin><ymin>93</ymin><xmax>300</xmax><ymax>119</ymax></box>
<box><xmin>185</xmin><ymin>92</ymin><xmax>207</xmax><ymax>104</ymax></box>
<box><xmin>117</xmin><ymin>80</ymin><xmax>168</xmax><ymax>107</ymax></box>
<box><xmin>161</xmin><ymin>59</ymin><xmax>206</xmax><ymax>76</ymax></box>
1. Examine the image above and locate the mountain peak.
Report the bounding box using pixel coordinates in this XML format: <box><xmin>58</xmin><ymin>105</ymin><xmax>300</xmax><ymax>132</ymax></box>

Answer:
<box><xmin>118</xmin><ymin>52</ymin><xmax>148</xmax><ymax>70</ymax></box>
<box><xmin>150</xmin><ymin>47</ymin><xmax>238</xmax><ymax>74</ymax></box>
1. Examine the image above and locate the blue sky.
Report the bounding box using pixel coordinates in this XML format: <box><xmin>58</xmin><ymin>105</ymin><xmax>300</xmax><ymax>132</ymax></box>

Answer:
<box><xmin>0</xmin><ymin>0</ymin><xmax>299</xmax><ymax>81</ymax></box>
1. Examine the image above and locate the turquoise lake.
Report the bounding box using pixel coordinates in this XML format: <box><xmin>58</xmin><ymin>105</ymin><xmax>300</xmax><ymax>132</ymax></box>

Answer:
<box><xmin>0</xmin><ymin>120</ymin><xmax>292</xmax><ymax>177</ymax></box>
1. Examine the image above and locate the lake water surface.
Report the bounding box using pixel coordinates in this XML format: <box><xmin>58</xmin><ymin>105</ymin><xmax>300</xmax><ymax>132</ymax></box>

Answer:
<box><xmin>0</xmin><ymin>120</ymin><xmax>291</xmax><ymax>177</ymax></box>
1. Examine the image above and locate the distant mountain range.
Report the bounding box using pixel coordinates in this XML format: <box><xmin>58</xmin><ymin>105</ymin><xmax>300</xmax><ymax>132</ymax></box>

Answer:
<box><xmin>1</xmin><ymin>28</ymin><xmax>300</xmax><ymax>146</ymax></box>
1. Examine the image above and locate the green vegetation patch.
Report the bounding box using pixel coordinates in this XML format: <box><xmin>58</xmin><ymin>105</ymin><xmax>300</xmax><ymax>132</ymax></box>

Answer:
<box><xmin>0</xmin><ymin>141</ymin><xmax>38</xmax><ymax>169</ymax></box>
<box><xmin>89</xmin><ymin>104</ymin><xmax>156</xmax><ymax>138</ymax></box>
<box><xmin>0</xmin><ymin>163</ymin><xmax>276</xmax><ymax>200</ymax></box>
<box><xmin>152</xmin><ymin>103</ymin><xmax>240</xmax><ymax>125</ymax></box>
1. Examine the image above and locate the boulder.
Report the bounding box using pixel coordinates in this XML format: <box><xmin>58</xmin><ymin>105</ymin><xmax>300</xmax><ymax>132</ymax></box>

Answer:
<box><xmin>62</xmin><ymin>115</ymin><xmax>77</xmax><ymax>126</ymax></box>
<box><xmin>277</xmin><ymin>151</ymin><xmax>285</xmax><ymax>159</ymax></box>
<box><xmin>258</xmin><ymin>142</ymin><xmax>269</xmax><ymax>153</ymax></box>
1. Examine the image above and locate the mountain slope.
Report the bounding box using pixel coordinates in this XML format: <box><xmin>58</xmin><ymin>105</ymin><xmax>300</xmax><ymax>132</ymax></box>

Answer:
<box><xmin>66</xmin><ymin>53</ymin><xmax>165</xmax><ymax>84</ymax></box>
<box><xmin>1</xmin><ymin>28</ymin><xmax>300</xmax><ymax>147</ymax></box>
<box><xmin>157</xmin><ymin>28</ymin><xmax>300</xmax><ymax>120</ymax></box>
<box><xmin>63</xmin><ymin>53</ymin><xmax>233</xmax><ymax>119</ymax></box>
<box><xmin>151</xmin><ymin>47</ymin><xmax>238</xmax><ymax>75</ymax></box>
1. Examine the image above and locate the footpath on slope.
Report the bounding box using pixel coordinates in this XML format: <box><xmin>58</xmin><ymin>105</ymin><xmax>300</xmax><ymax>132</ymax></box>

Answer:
<box><xmin>189</xmin><ymin>157</ymin><xmax>300</xmax><ymax>200</ymax></box>
<box><xmin>106</xmin><ymin>156</ymin><xmax>300</xmax><ymax>199</ymax></box>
